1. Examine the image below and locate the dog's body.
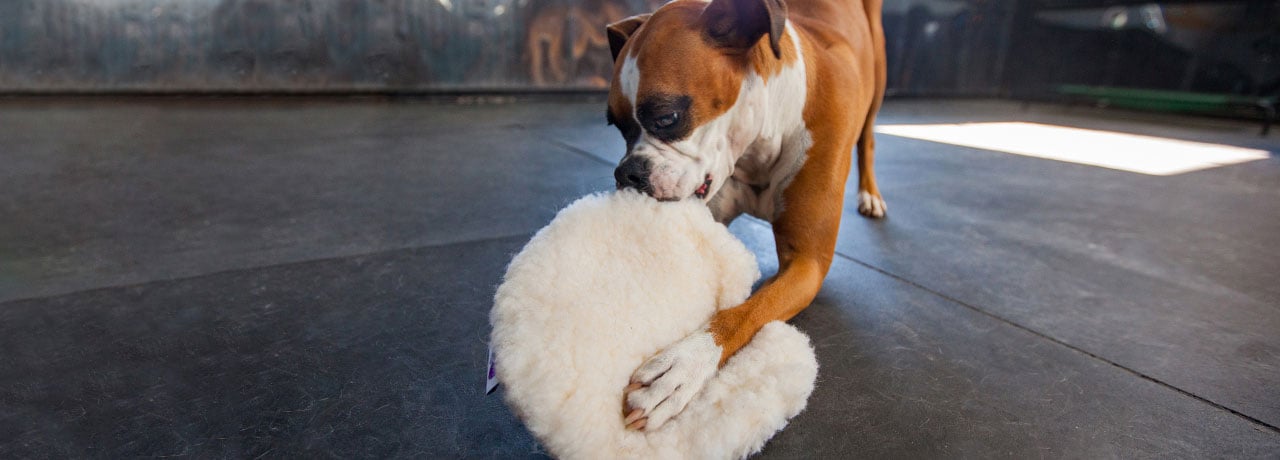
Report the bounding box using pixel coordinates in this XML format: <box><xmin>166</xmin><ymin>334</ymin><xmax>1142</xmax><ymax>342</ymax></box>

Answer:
<box><xmin>605</xmin><ymin>0</ymin><xmax>886</xmax><ymax>431</ymax></box>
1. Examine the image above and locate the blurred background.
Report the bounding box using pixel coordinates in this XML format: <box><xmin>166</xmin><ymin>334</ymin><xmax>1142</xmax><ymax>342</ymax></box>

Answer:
<box><xmin>3</xmin><ymin>1</ymin><xmax>1280</xmax><ymax>458</ymax></box>
<box><xmin>2</xmin><ymin>0</ymin><xmax>1277</xmax><ymax>111</ymax></box>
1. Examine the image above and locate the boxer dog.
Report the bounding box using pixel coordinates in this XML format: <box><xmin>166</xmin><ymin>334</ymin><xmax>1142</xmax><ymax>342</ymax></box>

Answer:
<box><xmin>605</xmin><ymin>0</ymin><xmax>887</xmax><ymax>431</ymax></box>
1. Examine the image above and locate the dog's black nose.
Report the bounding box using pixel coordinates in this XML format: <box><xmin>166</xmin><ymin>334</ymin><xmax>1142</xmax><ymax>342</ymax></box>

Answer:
<box><xmin>614</xmin><ymin>156</ymin><xmax>651</xmax><ymax>192</ymax></box>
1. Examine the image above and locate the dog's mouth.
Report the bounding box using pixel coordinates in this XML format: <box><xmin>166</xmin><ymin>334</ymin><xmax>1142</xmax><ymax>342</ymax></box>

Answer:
<box><xmin>693</xmin><ymin>174</ymin><xmax>712</xmax><ymax>200</ymax></box>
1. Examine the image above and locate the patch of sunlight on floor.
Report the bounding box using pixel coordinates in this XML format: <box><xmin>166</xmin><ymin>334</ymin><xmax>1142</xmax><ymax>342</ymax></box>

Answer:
<box><xmin>876</xmin><ymin>122</ymin><xmax>1270</xmax><ymax>176</ymax></box>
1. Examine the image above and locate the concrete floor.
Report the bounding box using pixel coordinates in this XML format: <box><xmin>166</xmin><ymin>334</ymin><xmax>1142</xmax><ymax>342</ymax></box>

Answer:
<box><xmin>1</xmin><ymin>97</ymin><xmax>1278</xmax><ymax>458</ymax></box>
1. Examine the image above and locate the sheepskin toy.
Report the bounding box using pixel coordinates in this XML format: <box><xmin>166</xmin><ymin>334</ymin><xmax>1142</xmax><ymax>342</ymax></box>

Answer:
<box><xmin>490</xmin><ymin>190</ymin><xmax>817</xmax><ymax>459</ymax></box>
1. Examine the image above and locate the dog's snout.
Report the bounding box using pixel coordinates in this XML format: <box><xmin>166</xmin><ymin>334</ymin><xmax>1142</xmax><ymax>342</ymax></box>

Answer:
<box><xmin>614</xmin><ymin>156</ymin><xmax>651</xmax><ymax>192</ymax></box>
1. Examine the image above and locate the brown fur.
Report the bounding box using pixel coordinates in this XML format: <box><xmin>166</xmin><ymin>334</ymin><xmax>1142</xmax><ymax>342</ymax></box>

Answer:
<box><xmin>710</xmin><ymin>0</ymin><xmax>886</xmax><ymax>364</ymax></box>
<box><xmin>609</xmin><ymin>2</ymin><xmax>747</xmax><ymax>128</ymax></box>
<box><xmin>609</xmin><ymin>0</ymin><xmax>887</xmax><ymax>421</ymax></box>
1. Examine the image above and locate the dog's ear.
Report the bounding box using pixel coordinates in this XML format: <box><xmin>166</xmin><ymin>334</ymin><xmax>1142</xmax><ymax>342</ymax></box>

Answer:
<box><xmin>701</xmin><ymin>0</ymin><xmax>788</xmax><ymax>58</ymax></box>
<box><xmin>607</xmin><ymin>14</ymin><xmax>651</xmax><ymax>61</ymax></box>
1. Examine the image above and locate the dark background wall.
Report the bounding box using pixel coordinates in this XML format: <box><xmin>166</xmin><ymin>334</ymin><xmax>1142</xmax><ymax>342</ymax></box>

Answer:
<box><xmin>1006</xmin><ymin>1</ymin><xmax>1280</xmax><ymax>99</ymax></box>
<box><xmin>0</xmin><ymin>0</ymin><xmax>1276</xmax><ymax>99</ymax></box>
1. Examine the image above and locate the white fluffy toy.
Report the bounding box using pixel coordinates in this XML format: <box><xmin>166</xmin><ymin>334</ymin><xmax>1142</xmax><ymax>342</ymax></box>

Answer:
<box><xmin>490</xmin><ymin>190</ymin><xmax>818</xmax><ymax>459</ymax></box>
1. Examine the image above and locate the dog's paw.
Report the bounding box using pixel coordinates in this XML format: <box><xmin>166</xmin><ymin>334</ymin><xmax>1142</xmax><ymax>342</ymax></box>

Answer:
<box><xmin>857</xmin><ymin>190</ymin><xmax>887</xmax><ymax>218</ymax></box>
<box><xmin>623</xmin><ymin>331</ymin><xmax>720</xmax><ymax>431</ymax></box>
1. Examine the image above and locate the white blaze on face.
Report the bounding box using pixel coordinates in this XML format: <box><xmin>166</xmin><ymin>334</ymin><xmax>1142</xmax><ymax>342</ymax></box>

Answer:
<box><xmin>620</xmin><ymin>54</ymin><xmax>640</xmax><ymax>112</ymax></box>
<box><xmin>623</xmin><ymin>24</ymin><xmax>811</xmax><ymax>204</ymax></box>
<box><xmin>621</xmin><ymin>51</ymin><xmax>702</xmax><ymax>199</ymax></box>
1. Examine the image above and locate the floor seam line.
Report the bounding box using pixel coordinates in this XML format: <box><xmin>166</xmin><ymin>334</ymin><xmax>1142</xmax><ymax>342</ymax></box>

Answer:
<box><xmin>0</xmin><ymin>231</ymin><xmax>536</xmax><ymax>307</ymax></box>
<box><xmin>738</xmin><ymin>216</ymin><xmax>1279</xmax><ymax>434</ymax></box>
<box><xmin>523</xmin><ymin>125</ymin><xmax>616</xmax><ymax>167</ymax></box>
<box><xmin>825</xmin><ymin>245</ymin><xmax>1280</xmax><ymax>435</ymax></box>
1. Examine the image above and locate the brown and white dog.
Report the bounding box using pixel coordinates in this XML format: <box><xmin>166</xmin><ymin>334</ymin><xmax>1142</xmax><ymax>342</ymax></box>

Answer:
<box><xmin>604</xmin><ymin>0</ymin><xmax>887</xmax><ymax>431</ymax></box>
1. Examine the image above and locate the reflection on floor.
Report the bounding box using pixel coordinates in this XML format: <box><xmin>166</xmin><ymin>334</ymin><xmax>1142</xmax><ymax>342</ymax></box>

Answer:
<box><xmin>1</xmin><ymin>98</ymin><xmax>1277</xmax><ymax>457</ymax></box>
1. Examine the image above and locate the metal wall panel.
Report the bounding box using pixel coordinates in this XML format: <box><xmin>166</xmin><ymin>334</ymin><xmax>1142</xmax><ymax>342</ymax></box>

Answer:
<box><xmin>0</xmin><ymin>0</ymin><xmax>1011</xmax><ymax>94</ymax></box>
<box><xmin>2</xmin><ymin>0</ymin><xmax>1274</xmax><ymax>98</ymax></box>
<box><xmin>0</xmin><ymin>0</ymin><xmax>661</xmax><ymax>92</ymax></box>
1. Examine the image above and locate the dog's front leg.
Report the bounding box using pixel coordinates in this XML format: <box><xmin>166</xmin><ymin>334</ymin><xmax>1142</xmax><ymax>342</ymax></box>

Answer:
<box><xmin>623</xmin><ymin>137</ymin><xmax>853</xmax><ymax>431</ymax></box>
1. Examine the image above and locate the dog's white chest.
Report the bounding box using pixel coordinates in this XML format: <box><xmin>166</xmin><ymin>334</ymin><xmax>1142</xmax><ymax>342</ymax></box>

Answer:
<box><xmin>723</xmin><ymin>128</ymin><xmax>811</xmax><ymax>222</ymax></box>
<box><xmin>710</xmin><ymin>26</ymin><xmax>812</xmax><ymax>223</ymax></box>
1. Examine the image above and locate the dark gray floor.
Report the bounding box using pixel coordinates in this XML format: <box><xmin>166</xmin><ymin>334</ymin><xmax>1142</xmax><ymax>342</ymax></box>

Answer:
<box><xmin>1</xmin><ymin>98</ymin><xmax>1278</xmax><ymax>458</ymax></box>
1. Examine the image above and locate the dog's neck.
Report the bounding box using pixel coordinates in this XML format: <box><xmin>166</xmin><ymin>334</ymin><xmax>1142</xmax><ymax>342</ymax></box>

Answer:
<box><xmin>721</xmin><ymin>23</ymin><xmax>810</xmax><ymax>188</ymax></box>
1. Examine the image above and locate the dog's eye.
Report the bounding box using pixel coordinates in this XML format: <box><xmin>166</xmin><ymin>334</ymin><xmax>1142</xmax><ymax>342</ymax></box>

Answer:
<box><xmin>654</xmin><ymin>112</ymin><xmax>679</xmax><ymax>129</ymax></box>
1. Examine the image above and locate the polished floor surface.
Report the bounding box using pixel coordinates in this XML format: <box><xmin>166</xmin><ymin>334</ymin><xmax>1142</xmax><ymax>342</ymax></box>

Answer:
<box><xmin>1</xmin><ymin>98</ymin><xmax>1278</xmax><ymax>458</ymax></box>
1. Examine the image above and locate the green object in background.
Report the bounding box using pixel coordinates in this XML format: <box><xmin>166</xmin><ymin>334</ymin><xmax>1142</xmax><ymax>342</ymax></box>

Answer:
<box><xmin>1056</xmin><ymin>85</ymin><xmax>1276</xmax><ymax>135</ymax></box>
<box><xmin>1059</xmin><ymin>85</ymin><xmax>1253</xmax><ymax>112</ymax></box>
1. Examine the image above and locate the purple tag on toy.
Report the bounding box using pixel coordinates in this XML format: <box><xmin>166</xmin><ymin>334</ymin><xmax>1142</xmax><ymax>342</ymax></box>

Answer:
<box><xmin>486</xmin><ymin>346</ymin><xmax>499</xmax><ymax>394</ymax></box>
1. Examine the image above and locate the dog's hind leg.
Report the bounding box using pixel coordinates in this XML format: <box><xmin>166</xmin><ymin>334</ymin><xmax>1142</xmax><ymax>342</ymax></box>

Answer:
<box><xmin>855</xmin><ymin>0</ymin><xmax>888</xmax><ymax>219</ymax></box>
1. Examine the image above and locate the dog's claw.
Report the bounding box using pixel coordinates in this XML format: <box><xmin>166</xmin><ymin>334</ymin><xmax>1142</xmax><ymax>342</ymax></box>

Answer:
<box><xmin>622</xmin><ymin>385</ymin><xmax>644</xmax><ymax>427</ymax></box>
<box><xmin>624</xmin><ymin>408</ymin><xmax>645</xmax><ymax>425</ymax></box>
<box><xmin>626</xmin><ymin>417</ymin><xmax>647</xmax><ymax>431</ymax></box>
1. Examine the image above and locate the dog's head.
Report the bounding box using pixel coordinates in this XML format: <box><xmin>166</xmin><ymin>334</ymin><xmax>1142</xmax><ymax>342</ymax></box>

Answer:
<box><xmin>605</xmin><ymin>0</ymin><xmax>788</xmax><ymax>202</ymax></box>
